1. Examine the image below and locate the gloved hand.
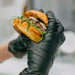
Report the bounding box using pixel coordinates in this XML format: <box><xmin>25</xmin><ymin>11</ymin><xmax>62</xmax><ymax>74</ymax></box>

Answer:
<box><xmin>8</xmin><ymin>34</ymin><xmax>30</xmax><ymax>58</ymax></box>
<box><xmin>19</xmin><ymin>10</ymin><xmax>65</xmax><ymax>75</ymax></box>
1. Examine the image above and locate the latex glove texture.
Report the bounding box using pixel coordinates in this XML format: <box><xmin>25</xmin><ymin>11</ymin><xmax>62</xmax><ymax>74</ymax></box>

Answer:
<box><xmin>19</xmin><ymin>10</ymin><xmax>65</xmax><ymax>75</ymax></box>
<box><xmin>8</xmin><ymin>34</ymin><xmax>30</xmax><ymax>58</ymax></box>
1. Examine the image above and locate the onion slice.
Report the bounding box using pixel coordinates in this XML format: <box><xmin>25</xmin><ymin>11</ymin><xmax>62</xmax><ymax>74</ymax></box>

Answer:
<box><xmin>29</xmin><ymin>17</ymin><xmax>38</xmax><ymax>21</ymax></box>
<box><xmin>40</xmin><ymin>22</ymin><xmax>46</xmax><ymax>29</ymax></box>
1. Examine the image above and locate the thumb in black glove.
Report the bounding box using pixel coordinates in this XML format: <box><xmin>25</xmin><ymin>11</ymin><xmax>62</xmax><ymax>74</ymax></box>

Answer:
<box><xmin>19</xmin><ymin>10</ymin><xmax>65</xmax><ymax>75</ymax></box>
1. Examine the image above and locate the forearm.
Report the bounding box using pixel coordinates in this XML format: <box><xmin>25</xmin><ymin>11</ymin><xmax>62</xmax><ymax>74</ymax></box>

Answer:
<box><xmin>0</xmin><ymin>43</ymin><xmax>14</xmax><ymax>62</ymax></box>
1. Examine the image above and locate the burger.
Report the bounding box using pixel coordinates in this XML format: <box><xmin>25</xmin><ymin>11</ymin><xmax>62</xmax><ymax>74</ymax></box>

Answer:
<box><xmin>13</xmin><ymin>10</ymin><xmax>49</xmax><ymax>42</ymax></box>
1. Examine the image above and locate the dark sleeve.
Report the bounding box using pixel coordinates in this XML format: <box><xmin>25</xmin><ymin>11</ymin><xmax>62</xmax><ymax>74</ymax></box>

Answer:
<box><xmin>8</xmin><ymin>35</ymin><xmax>27</xmax><ymax>58</ymax></box>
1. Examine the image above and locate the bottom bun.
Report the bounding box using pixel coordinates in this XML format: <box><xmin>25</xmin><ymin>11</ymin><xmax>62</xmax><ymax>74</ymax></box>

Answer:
<box><xmin>13</xmin><ymin>19</ymin><xmax>42</xmax><ymax>43</ymax></box>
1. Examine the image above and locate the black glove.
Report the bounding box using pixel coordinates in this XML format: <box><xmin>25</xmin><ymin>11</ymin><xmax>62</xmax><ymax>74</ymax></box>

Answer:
<box><xmin>19</xmin><ymin>10</ymin><xmax>65</xmax><ymax>75</ymax></box>
<box><xmin>8</xmin><ymin>34</ymin><xmax>30</xmax><ymax>58</ymax></box>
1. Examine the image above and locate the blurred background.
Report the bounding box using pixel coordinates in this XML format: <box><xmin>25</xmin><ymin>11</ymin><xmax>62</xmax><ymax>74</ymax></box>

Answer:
<box><xmin>0</xmin><ymin>0</ymin><xmax>75</xmax><ymax>75</ymax></box>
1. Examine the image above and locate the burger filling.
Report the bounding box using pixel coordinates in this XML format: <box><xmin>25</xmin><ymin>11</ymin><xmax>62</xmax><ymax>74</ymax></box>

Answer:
<box><xmin>9</xmin><ymin>15</ymin><xmax>47</xmax><ymax>41</ymax></box>
<box><xmin>29</xmin><ymin>17</ymin><xmax>46</xmax><ymax>32</ymax></box>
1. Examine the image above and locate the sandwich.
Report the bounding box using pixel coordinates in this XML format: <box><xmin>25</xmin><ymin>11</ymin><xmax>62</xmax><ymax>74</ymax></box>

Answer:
<box><xmin>13</xmin><ymin>10</ymin><xmax>49</xmax><ymax>42</ymax></box>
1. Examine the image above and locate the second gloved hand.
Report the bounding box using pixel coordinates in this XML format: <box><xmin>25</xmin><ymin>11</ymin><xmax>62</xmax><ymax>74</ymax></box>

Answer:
<box><xmin>19</xmin><ymin>10</ymin><xmax>65</xmax><ymax>75</ymax></box>
<box><xmin>8</xmin><ymin>34</ymin><xmax>30</xmax><ymax>58</ymax></box>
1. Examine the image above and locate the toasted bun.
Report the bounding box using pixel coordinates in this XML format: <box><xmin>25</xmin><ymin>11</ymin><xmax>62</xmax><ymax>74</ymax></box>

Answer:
<box><xmin>25</xmin><ymin>10</ymin><xmax>48</xmax><ymax>25</ymax></box>
<box><xmin>13</xmin><ymin>10</ymin><xmax>48</xmax><ymax>42</ymax></box>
